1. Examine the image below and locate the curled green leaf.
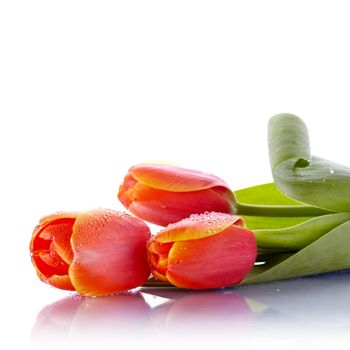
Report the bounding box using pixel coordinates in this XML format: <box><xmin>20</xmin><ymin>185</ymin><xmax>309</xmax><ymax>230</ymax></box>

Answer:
<box><xmin>269</xmin><ymin>113</ymin><xmax>350</xmax><ymax>212</ymax></box>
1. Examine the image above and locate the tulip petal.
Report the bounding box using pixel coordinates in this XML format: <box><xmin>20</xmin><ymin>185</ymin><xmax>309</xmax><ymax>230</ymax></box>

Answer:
<box><xmin>30</xmin><ymin>217</ymin><xmax>75</xmax><ymax>284</ymax></box>
<box><xmin>39</xmin><ymin>221</ymin><xmax>74</xmax><ymax>263</ymax></box>
<box><xmin>151</xmin><ymin>270</ymin><xmax>169</xmax><ymax>282</ymax></box>
<box><xmin>117</xmin><ymin>174</ymin><xmax>138</xmax><ymax>208</ymax></box>
<box><xmin>148</xmin><ymin>239</ymin><xmax>173</xmax><ymax>256</ymax></box>
<box><xmin>48</xmin><ymin>275</ymin><xmax>75</xmax><ymax>290</ymax></box>
<box><xmin>166</xmin><ymin>225</ymin><xmax>257</xmax><ymax>289</ymax></box>
<box><xmin>147</xmin><ymin>238</ymin><xmax>173</xmax><ymax>276</ymax></box>
<box><xmin>130</xmin><ymin>163</ymin><xmax>232</xmax><ymax>192</ymax></box>
<box><xmin>148</xmin><ymin>252</ymin><xmax>159</xmax><ymax>271</ymax></box>
<box><xmin>126</xmin><ymin>184</ymin><xmax>236</xmax><ymax>227</ymax></box>
<box><xmin>157</xmin><ymin>258</ymin><xmax>169</xmax><ymax>275</ymax></box>
<box><xmin>69</xmin><ymin>210</ymin><xmax>151</xmax><ymax>296</ymax></box>
<box><xmin>39</xmin><ymin>212</ymin><xmax>78</xmax><ymax>226</ymax></box>
<box><xmin>31</xmin><ymin>255</ymin><xmax>67</xmax><ymax>280</ymax></box>
<box><xmin>30</xmin><ymin>225</ymin><xmax>51</xmax><ymax>253</ymax></box>
<box><xmin>31</xmin><ymin>217</ymin><xmax>76</xmax><ymax>254</ymax></box>
<box><xmin>155</xmin><ymin>213</ymin><xmax>244</xmax><ymax>243</ymax></box>
<box><xmin>39</xmin><ymin>250</ymin><xmax>68</xmax><ymax>273</ymax></box>
<box><xmin>50</xmin><ymin>229</ymin><xmax>74</xmax><ymax>265</ymax></box>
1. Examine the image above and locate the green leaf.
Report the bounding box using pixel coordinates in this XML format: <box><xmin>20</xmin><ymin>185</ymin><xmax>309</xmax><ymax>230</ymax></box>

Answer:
<box><xmin>268</xmin><ymin>113</ymin><xmax>310</xmax><ymax>171</ymax></box>
<box><xmin>255</xmin><ymin>212</ymin><xmax>350</xmax><ymax>252</ymax></box>
<box><xmin>241</xmin><ymin>219</ymin><xmax>350</xmax><ymax>285</ymax></box>
<box><xmin>235</xmin><ymin>183</ymin><xmax>314</xmax><ymax>229</ymax></box>
<box><xmin>235</xmin><ymin>183</ymin><xmax>302</xmax><ymax>206</ymax></box>
<box><xmin>269</xmin><ymin>113</ymin><xmax>350</xmax><ymax>212</ymax></box>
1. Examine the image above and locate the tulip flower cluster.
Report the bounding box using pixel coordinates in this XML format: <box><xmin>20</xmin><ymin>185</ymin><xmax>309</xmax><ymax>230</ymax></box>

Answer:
<box><xmin>30</xmin><ymin>163</ymin><xmax>257</xmax><ymax>296</ymax></box>
<box><xmin>31</xmin><ymin>114</ymin><xmax>350</xmax><ymax>296</ymax></box>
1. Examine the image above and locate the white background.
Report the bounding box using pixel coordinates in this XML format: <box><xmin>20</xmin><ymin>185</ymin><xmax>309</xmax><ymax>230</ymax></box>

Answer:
<box><xmin>1</xmin><ymin>1</ymin><xmax>350</xmax><ymax>349</ymax></box>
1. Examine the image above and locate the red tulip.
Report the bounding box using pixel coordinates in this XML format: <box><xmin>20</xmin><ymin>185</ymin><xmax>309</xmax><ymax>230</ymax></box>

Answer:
<box><xmin>30</xmin><ymin>209</ymin><xmax>151</xmax><ymax>296</ymax></box>
<box><xmin>118</xmin><ymin>163</ymin><xmax>236</xmax><ymax>226</ymax></box>
<box><xmin>147</xmin><ymin>212</ymin><xmax>257</xmax><ymax>289</ymax></box>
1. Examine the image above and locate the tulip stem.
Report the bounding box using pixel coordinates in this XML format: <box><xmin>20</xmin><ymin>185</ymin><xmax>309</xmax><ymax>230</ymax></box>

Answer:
<box><xmin>236</xmin><ymin>202</ymin><xmax>333</xmax><ymax>217</ymax></box>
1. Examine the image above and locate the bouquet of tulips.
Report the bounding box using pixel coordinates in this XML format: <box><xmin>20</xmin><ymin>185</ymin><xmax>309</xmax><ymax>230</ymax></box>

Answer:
<box><xmin>30</xmin><ymin>114</ymin><xmax>350</xmax><ymax>296</ymax></box>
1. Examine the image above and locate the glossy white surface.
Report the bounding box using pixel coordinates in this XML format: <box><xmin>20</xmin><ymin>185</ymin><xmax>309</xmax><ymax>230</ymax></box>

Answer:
<box><xmin>28</xmin><ymin>272</ymin><xmax>350</xmax><ymax>348</ymax></box>
<box><xmin>2</xmin><ymin>1</ymin><xmax>350</xmax><ymax>349</ymax></box>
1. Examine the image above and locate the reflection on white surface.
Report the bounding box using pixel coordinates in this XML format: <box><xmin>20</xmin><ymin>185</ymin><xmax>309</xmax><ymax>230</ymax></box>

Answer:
<box><xmin>31</xmin><ymin>271</ymin><xmax>350</xmax><ymax>349</ymax></box>
<box><xmin>31</xmin><ymin>293</ymin><xmax>152</xmax><ymax>347</ymax></box>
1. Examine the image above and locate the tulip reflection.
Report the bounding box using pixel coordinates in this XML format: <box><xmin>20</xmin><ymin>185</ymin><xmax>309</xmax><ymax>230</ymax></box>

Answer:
<box><xmin>31</xmin><ymin>295</ymin><xmax>85</xmax><ymax>340</ymax></box>
<box><xmin>31</xmin><ymin>292</ymin><xmax>151</xmax><ymax>346</ymax></box>
<box><xmin>32</xmin><ymin>272</ymin><xmax>350</xmax><ymax>348</ymax></box>
<box><xmin>147</xmin><ymin>290</ymin><xmax>255</xmax><ymax>338</ymax></box>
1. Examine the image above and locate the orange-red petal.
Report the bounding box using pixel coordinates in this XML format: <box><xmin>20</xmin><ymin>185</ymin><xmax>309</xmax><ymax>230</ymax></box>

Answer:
<box><xmin>30</xmin><ymin>216</ymin><xmax>76</xmax><ymax>284</ymax></box>
<box><xmin>48</xmin><ymin>275</ymin><xmax>75</xmax><ymax>290</ymax></box>
<box><xmin>155</xmin><ymin>212</ymin><xmax>244</xmax><ymax>243</ymax></box>
<box><xmin>166</xmin><ymin>224</ymin><xmax>257</xmax><ymax>289</ymax></box>
<box><xmin>130</xmin><ymin>163</ymin><xmax>232</xmax><ymax>192</ymax></box>
<box><xmin>69</xmin><ymin>209</ymin><xmax>151</xmax><ymax>296</ymax></box>
<box><xmin>39</xmin><ymin>211</ymin><xmax>78</xmax><ymax>226</ymax></box>
<box><xmin>126</xmin><ymin>184</ymin><xmax>236</xmax><ymax>226</ymax></box>
<box><xmin>118</xmin><ymin>174</ymin><xmax>138</xmax><ymax>208</ymax></box>
<box><xmin>151</xmin><ymin>270</ymin><xmax>169</xmax><ymax>282</ymax></box>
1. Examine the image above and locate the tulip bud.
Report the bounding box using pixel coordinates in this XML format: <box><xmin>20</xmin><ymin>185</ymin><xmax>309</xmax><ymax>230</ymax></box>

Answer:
<box><xmin>147</xmin><ymin>212</ymin><xmax>257</xmax><ymax>289</ymax></box>
<box><xmin>30</xmin><ymin>209</ymin><xmax>151</xmax><ymax>296</ymax></box>
<box><xmin>118</xmin><ymin>163</ymin><xmax>237</xmax><ymax>226</ymax></box>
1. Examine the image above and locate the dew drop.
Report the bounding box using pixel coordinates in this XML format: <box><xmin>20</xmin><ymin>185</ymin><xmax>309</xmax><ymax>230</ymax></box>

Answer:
<box><xmin>72</xmin><ymin>293</ymin><xmax>85</xmax><ymax>300</ymax></box>
<box><xmin>190</xmin><ymin>214</ymin><xmax>198</xmax><ymax>221</ymax></box>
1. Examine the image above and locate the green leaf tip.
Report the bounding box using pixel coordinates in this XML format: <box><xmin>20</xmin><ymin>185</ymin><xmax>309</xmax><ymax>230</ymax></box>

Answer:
<box><xmin>268</xmin><ymin>113</ymin><xmax>310</xmax><ymax>171</ymax></box>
